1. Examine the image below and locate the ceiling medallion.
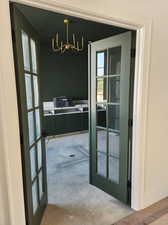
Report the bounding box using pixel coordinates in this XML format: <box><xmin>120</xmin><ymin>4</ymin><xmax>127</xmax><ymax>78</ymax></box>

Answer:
<box><xmin>52</xmin><ymin>19</ymin><xmax>84</xmax><ymax>53</ymax></box>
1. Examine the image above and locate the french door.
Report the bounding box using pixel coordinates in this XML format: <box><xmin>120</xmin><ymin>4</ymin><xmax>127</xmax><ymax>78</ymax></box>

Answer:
<box><xmin>11</xmin><ymin>5</ymin><xmax>47</xmax><ymax>225</ymax></box>
<box><xmin>89</xmin><ymin>32</ymin><xmax>132</xmax><ymax>204</ymax></box>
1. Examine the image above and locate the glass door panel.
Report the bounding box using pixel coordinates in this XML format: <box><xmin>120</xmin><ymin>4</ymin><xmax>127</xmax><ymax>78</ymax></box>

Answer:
<box><xmin>33</xmin><ymin>75</ymin><xmax>39</xmax><ymax>107</ymax></box>
<box><xmin>97</xmin><ymin>127</ymin><xmax>107</xmax><ymax>177</ymax></box>
<box><xmin>96</xmin><ymin>51</ymin><xmax>106</xmax><ymax>76</ymax></box>
<box><xmin>30</xmin><ymin>38</ymin><xmax>38</xmax><ymax>74</ymax></box>
<box><xmin>97</xmin><ymin>150</ymin><xmax>107</xmax><ymax>177</ymax></box>
<box><xmin>109</xmin><ymin>130</ymin><xmax>120</xmax><ymax>158</ymax></box>
<box><xmin>38</xmin><ymin>170</ymin><xmax>44</xmax><ymax>200</ymax></box>
<box><xmin>25</xmin><ymin>73</ymin><xmax>33</xmax><ymax>109</ymax></box>
<box><xmin>28</xmin><ymin>111</ymin><xmax>35</xmax><ymax>146</ymax></box>
<box><xmin>109</xmin><ymin>156</ymin><xmax>119</xmax><ymax>183</ymax></box>
<box><xmin>21</xmin><ymin>30</ymin><xmax>30</xmax><ymax>72</ymax></box>
<box><xmin>96</xmin><ymin>104</ymin><xmax>107</xmax><ymax>128</ymax></box>
<box><xmin>32</xmin><ymin>180</ymin><xmax>39</xmax><ymax>213</ymax></box>
<box><xmin>108</xmin><ymin>76</ymin><xmax>120</xmax><ymax>103</ymax></box>
<box><xmin>108</xmin><ymin>105</ymin><xmax>120</xmax><ymax>131</ymax></box>
<box><xmin>96</xmin><ymin>78</ymin><xmax>107</xmax><ymax>103</ymax></box>
<box><xmin>30</xmin><ymin>147</ymin><xmax>37</xmax><ymax>181</ymax></box>
<box><xmin>35</xmin><ymin>109</ymin><xmax>41</xmax><ymax>139</ymax></box>
<box><xmin>108</xmin><ymin>105</ymin><xmax>120</xmax><ymax>184</ymax></box>
<box><xmin>37</xmin><ymin>140</ymin><xmax>42</xmax><ymax>170</ymax></box>
<box><xmin>108</xmin><ymin>46</ymin><xmax>121</xmax><ymax>75</ymax></box>
<box><xmin>96</xmin><ymin>103</ymin><xmax>107</xmax><ymax>177</ymax></box>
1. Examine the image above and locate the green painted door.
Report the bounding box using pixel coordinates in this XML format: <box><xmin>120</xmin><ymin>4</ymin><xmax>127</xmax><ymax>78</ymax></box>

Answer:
<box><xmin>89</xmin><ymin>32</ymin><xmax>132</xmax><ymax>204</ymax></box>
<box><xmin>11</xmin><ymin>5</ymin><xmax>47</xmax><ymax>225</ymax></box>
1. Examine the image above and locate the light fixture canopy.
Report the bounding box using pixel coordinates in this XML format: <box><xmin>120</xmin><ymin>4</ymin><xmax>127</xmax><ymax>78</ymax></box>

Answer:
<box><xmin>52</xmin><ymin>19</ymin><xmax>84</xmax><ymax>53</ymax></box>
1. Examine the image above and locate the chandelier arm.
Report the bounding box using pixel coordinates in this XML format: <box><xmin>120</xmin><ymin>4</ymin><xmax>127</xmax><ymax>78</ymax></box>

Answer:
<box><xmin>61</xmin><ymin>41</ymin><xmax>63</xmax><ymax>52</ymax></box>
<box><xmin>52</xmin><ymin>38</ymin><xmax>55</xmax><ymax>50</ymax></box>
<box><xmin>61</xmin><ymin>45</ymin><xmax>66</xmax><ymax>53</ymax></box>
<box><xmin>78</xmin><ymin>48</ymin><xmax>84</xmax><ymax>52</ymax></box>
<box><xmin>56</xmin><ymin>32</ymin><xmax>59</xmax><ymax>46</ymax></box>
<box><xmin>66</xmin><ymin>22</ymin><xmax>69</xmax><ymax>44</ymax></box>
<box><xmin>76</xmin><ymin>37</ymin><xmax>84</xmax><ymax>51</ymax></box>
<box><xmin>62</xmin><ymin>48</ymin><xmax>66</xmax><ymax>53</ymax></box>
<box><xmin>52</xmin><ymin>47</ymin><xmax>62</xmax><ymax>52</ymax></box>
<box><xmin>52</xmin><ymin>38</ymin><xmax>59</xmax><ymax>52</ymax></box>
<box><xmin>72</xmin><ymin>46</ymin><xmax>79</xmax><ymax>51</ymax></box>
<box><xmin>73</xmin><ymin>34</ymin><xmax>76</xmax><ymax>48</ymax></box>
<box><xmin>52</xmin><ymin>36</ymin><xmax>63</xmax><ymax>52</ymax></box>
<box><xmin>77</xmin><ymin>41</ymin><xmax>79</xmax><ymax>51</ymax></box>
<box><xmin>82</xmin><ymin>37</ymin><xmax>84</xmax><ymax>49</ymax></box>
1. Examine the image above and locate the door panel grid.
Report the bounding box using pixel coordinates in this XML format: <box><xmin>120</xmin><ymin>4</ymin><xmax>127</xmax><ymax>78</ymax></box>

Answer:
<box><xmin>12</xmin><ymin>6</ymin><xmax>47</xmax><ymax>224</ymax></box>
<box><xmin>22</xmin><ymin>30</ymin><xmax>42</xmax><ymax>212</ymax></box>
<box><xmin>90</xmin><ymin>32</ymin><xmax>131</xmax><ymax>203</ymax></box>
<box><xmin>95</xmin><ymin>47</ymin><xmax>121</xmax><ymax>183</ymax></box>
<box><xmin>21</xmin><ymin>27</ymin><xmax>46</xmax><ymax>219</ymax></box>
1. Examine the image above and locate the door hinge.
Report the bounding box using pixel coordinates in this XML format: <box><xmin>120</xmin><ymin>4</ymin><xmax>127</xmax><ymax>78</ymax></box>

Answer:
<box><xmin>128</xmin><ymin>118</ymin><xmax>133</xmax><ymax>128</ymax></box>
<box><xmin>12</xmin><ymin>29</ymin><xmax>16</xmax><ymax>43</ymax></box>
<box><xmin>131</xmin><ymin>49</ymin><xmax>136</xmax><ymax>58</ymax></box>
<box><xmin>20</xmin><ymin>132</ymin><xmax>24</xmax><ymax>146</ymax></box>
<box><xmin>127</xmin><ymin>180</ymin><xmax>131</xmax><ymax>188</ymax></box>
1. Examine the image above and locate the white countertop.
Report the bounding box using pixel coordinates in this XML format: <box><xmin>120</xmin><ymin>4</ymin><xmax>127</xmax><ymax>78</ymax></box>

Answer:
<box><xmin>43</xmin><ymin>102</ymin><xmax>105</xmax><ymax>116</ymax></box>
<box><xmin>44</xmin><ymin>104</ymin><xmax>89</xmax><ymax>116</ymax></box>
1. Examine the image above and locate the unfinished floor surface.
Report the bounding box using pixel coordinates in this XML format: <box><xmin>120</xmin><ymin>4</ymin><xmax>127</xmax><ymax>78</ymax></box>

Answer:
<box><xmin>41</xmin><ymin>132</ymin><xmax>133</xmax><ymax>225</ymax></box>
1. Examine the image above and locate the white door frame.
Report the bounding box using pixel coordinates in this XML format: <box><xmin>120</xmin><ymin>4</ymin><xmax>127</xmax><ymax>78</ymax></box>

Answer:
<box><xmin>0</xmin><ymin>0</ymin><xmax>152</xmax><ymax>224</ymax></box>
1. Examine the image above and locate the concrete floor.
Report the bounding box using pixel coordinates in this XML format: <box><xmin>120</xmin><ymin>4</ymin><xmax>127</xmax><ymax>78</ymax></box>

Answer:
<box><xmin>41</xmin><ymin>132</ymin><xmax>133</xmax><ymax>225</ymax></box>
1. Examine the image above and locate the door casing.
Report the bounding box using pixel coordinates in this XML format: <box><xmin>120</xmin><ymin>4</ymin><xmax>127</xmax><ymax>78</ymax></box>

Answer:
<box><xmin>0</xmin><ymin>0</ymin><xmax>152</xmax><ymax>225</ymax></box>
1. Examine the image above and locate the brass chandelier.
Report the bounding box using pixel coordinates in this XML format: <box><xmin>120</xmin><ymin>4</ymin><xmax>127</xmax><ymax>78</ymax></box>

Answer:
<box><xmin>52</xmin><ymin>19</ymin><xmax>84</xmax><ymax>53</ymax></box>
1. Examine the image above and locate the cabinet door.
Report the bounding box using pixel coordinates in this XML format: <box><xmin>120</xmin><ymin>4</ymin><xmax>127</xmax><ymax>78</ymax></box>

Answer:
<box><xmin>44</xmin><ymin>116</ymin><xmax>55</xmax><ymax>136</ymax></box>
<box><xmin>66</xmin><ymin>113</ymin><xmax>82</xmax><ymax>132</ymax></box>
<box><xmin>82</xmin><ymin>112</ymin><xmax>89</xmax><ymax>130</ymax></box>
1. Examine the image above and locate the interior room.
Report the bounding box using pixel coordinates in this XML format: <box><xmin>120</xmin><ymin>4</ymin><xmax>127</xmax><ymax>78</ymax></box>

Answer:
<box><xmin>11</xmin><ymin>3</ymin><xmax>136</xmax><ymax>225</ymax></box>
<box><xmin>3</xmin><ymin>0</ymin><xmax>168</xmax><ymax>225</ymax></box>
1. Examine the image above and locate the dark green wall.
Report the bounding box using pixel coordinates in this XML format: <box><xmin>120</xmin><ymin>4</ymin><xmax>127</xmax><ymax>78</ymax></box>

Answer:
<box><xmin>40</xmin><ymin>42</ymin><xmax>88</xmax><ymax>102</ymax></box>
